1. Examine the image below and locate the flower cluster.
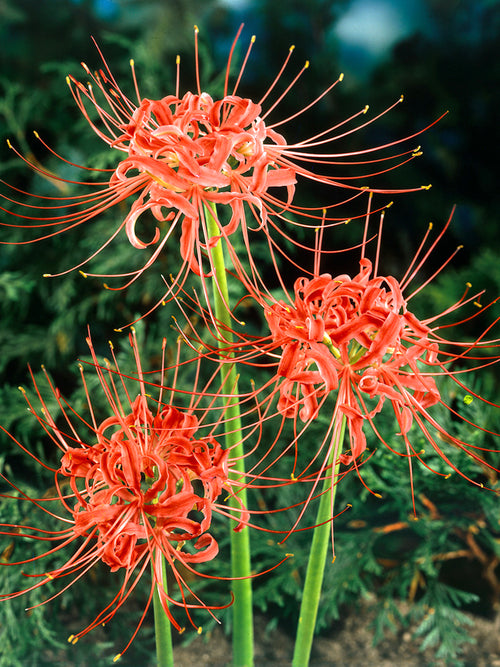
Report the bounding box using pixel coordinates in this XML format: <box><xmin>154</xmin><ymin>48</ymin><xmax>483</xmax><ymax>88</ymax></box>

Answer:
<box><xmin>1</xmin><ymin>21</ymin><xmax>498</xmax><ymax>665</ymax></box>
<box><xmin>0</xmin><ymin>333</ymin><xmax>248</xmax><ymax>656</ymax></box>
<box><xmin>1</xmin><ymin>25</ymin><xmax>437</xmax><ymax>302</ymax></box>
<box><xmin>265</xmin><ymin>257</ymin><xmax>440</xmax><ymax>461</ymax></box>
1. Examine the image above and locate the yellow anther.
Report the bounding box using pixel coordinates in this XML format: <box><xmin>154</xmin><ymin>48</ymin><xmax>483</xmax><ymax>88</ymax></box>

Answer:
<box><xmin>108</xmin><ymin>340</ymin><xmax>114</xmax><ymax>350</ymax></box>
<box><xmin>79</xmin><ymin>270</ymin><xmax>87</xmax><ymax>278</ymax></box>
<box><xmin>43</xmin><ymin>273</ymin><xmax>52</xmax><ymax>277</ymax></box>
<box><xmin>129</xmin><ymin>59</ymin><xmax>134</xmax><ymax>67</ymax></box>
<box><xmin>339</xmin><ymin>72</ymin><xmax>344</xmax><ymax>81</ymax></box>
<box><xmin>386</xmin><ymin>201</ymin><xmax>393</xmax><ymax>208</ymax></box>
<box><xmin>103</xmin><ymin>283</ymin><xmax>110</xmax><ymax>289</ymax></box>
<box><xmin>81</xmin><ymin>62</ymin><xmax>91</xmax><ymax>74</ymax></box>
<box><xmin>18</xmin><ymin>386</ymin><xmax>26</xmax><ymax>393</ymax></box>
<box><xmin>176</xmin><ymin>55</ymin><xmax>180</xmax><ymax>65</ymax></box>
<box><xmin>445</xmin><ymin>473</ymin><xmax>451</xmax><ymax>479</ymax></box>
<box><xmin>65</xmin><ymin>76</ymin><xmax>71</xmax><ymax>86</ymax></box>
<box><xmin>412</xmin><ymin>151</ymin><xmax>423</xmax><ymax>157</ymax></box>
<box><xmin>114</xmin><ymin>328</ymin><xmax>123</xmax><ymax>332</ymax></box>
<box><xmin>474</xmin><ymin>302</ymin><xmax>482</xmax><ymax>308</ymax></box>
<box><xmin>194</xmin><ymin>24</ymin><xmax>199</xmax><ymax>33</ymax></box>
<box><xmin>113</xmin><ymin>655</ymin><xmax>122</xmax><ymax>663</ymax></box>
<box><xmin>421</xmin><ymin>184</ymin><xmax>432</xmax><ymax>190</ymax></box>
<box><xmin>466</xmin><ymin>281</ymin><xmax>472</xmax><ymax>288</ymax></box>
<box><xmin>363</xmin><ymin>104</ymin><xmax>369</xmax><ymax>114</ymax></box>
<box><xmin>289</xmin><ymin>45</ymin><xmax>295</xmax><ymax>52</ymax></box>
<box><xmin>251</xmin><ymin>35</ymin><xmax>256</xmax><ymax>43</ymax></box>
<box><xmin>68</xmin><ymin>635</ymin><xmax>74</xmax><ymax>643</ymax></box>
<box><xmin>304</xmin><ymin>60</ymin><xmax>310</xmax><ymax>69</ymax></box>
<box><xmin>457</xmin><ymin>244</ymin><xmax>463</xmax><ymax>250</ymax></box>
<box><xmin>374</xmin><ymin>493</ymin><xmax>382</xmax><ymax>499</ymax></box>
<box><xmin>428</xmin><ymin>222</ymin><xmax>433</xmax><ymax>230</ymax></box>
<box><xmin>71</xmin><ymin>636</ymin><xmax>79</xmax><ymax>645</ymax></box>
<box><xmin>399</xmin><ymin>94</ymin><xmax>404</xmax><ymax>102</ymax></box>
<box><xmin>197</xmin><ymin>626</ymin><xmax>203</xmax><ymax>635</ymax></box>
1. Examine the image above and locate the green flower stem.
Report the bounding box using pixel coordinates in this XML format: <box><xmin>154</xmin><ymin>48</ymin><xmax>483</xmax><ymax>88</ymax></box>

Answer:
<box><xmin>205</xmin><ymin>203</ymin><xmax>254</xmax><ymax>667</ymax></box>
<box><xmin>292</xmin><ymin>416</ymin><xmax>347</xmax><ymax>667</ymax></box>
<box><xmin>152</xmin><ymin>552</ymin><xmax>174</xmax><ymax>667</ymax></box>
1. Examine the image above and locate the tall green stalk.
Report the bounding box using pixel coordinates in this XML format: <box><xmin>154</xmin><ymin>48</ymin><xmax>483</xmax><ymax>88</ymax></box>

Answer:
<box><xmin>152</xmin><ymin>553</ymin><xmax>174</xmax><ymax>667</ymax></box>
<box><xmin>205</xmin><ymin>203</ymin><xmax>254</xmax><ymax>667</ymax></box>
<box><xmin>292</xmin><ymin>416</ymin><xmax>347</xmax><ymax>667</ymax></box>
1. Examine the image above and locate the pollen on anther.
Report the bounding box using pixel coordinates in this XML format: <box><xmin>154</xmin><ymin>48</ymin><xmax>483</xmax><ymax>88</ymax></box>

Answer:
<box><xmin>197</xmin><ymin>626</ymin><xmax>203</xmax><ymax>635</ymax></box>
<box><xmin>113</xmin><ymin>654</ymin><xmax>122</xmax><ymax>663</ymax></box>
<box><xmin>339</xmin><ymin>72</ymin><xmax>344</xmax><ymax>81</ymax></box>
<box><xmin>289</xmin><ymin>45</ymin><xmax>295</xmax><ymax>52</ymax></box>
<box><xmin>399</xmin><ymin>94</ymin><xmax>404</xmax><ymax>102</ymax></box>
<box><xmin>194</xmin><ymin>24</ymin><xmax>199</xmax><ymax>33</ymax></box>
<box><xmin>304</xmin><ymin>60</ymin><xmax>310</xmax><ymax>69</ymax></box>
<box><xmin>79</xmin><ymin>270</ymin><xmax>87</xmax><ymax>278</ymax></box>
<box><xmin>363</xmin><ymin>105</ymin><xmax>369</xmax><ymax>114</ymax></box>
<box><xmin>466</xmin><ymin>281</ymin><xmax>472</xmax><ymax>288</ymax></box>
<box><xmin>421</xmin><ymin>184</ymin><xmax>432</xmax><ymax>190</ymax></box>
<box><xmin>43</xmin><ymin>273</ymin><xmax>52</xmax><ymax>278</ymax></box>
<box><xmin>129</xmin><ymin>59</ymin><xmax>134</xmax><ymax>67</ymax></box>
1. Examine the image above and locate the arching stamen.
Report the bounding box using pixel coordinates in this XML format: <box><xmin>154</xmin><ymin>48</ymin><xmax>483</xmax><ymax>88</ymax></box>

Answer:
<box><xmin>194</xmin><ymin>25</ymin><xmax>201</xmax><ymax>96</ymax></box>
<box><xmin>232</xmin><ymin>35</ymin><xmax>256</xmax><ymax>96</ymax></box>
<box><xmin>223</xmin><ymin>23</ymin><xmax>245</xmax><ymax>98</ymax></box>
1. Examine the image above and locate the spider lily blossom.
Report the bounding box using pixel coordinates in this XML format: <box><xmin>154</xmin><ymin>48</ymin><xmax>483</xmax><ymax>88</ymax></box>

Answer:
<box><xmin>0</xmin><ymin>331</ymin><xmax>253</xmax><ymax>659</ymax></box>
<box><xmin>181</xmin><ymin>206</ymin><xmax>500</xmax><ymax>510</ymax></box>
<box><xmin>1</xmin><ymin>24</ymin><xmax>441</xmax><ymax>306</ymax></box>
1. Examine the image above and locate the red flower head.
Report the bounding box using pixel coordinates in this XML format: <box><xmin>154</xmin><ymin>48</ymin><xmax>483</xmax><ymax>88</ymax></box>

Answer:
<box><xmin>0</xmin><ymin>331</ymin><xmax>250</xmax><ymax>658</ymax></box>
<box><xmin>264</xmin><ymin>207</ymin><xmax>500</xmax><ymax>499</ymax></box>
<box><xmin>182</xmin><ymin>204</ymin><xmax>500</xmax><ymax>515</ymax></box>
<box><xmin>1</xmin><ymin>25</ymin><xmax>440</xmax><ymax>308</ymax></box>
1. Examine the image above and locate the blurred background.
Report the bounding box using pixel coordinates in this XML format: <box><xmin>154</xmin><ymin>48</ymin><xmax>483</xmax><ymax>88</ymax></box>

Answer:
<box><xmin>0</xmin><ymin>1</ymin><xmax>499</xmax><ymax>665</ymax></box>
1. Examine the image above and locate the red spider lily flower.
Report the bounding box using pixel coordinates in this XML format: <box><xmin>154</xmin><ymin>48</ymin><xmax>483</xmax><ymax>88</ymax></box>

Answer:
<box><xmin>0</xmin><ymin>331</ymin><xmax>254</xmax><ymax>659</ymax></box>
<box><xmin>178</xmin><ymin>204</ymin><xmax>500</xmax><ymax>515</ymax></box>
<box><xmin>1</xmin><ymin>24</ymin><xmax>441</xmax><ymax>307</ymax></box>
